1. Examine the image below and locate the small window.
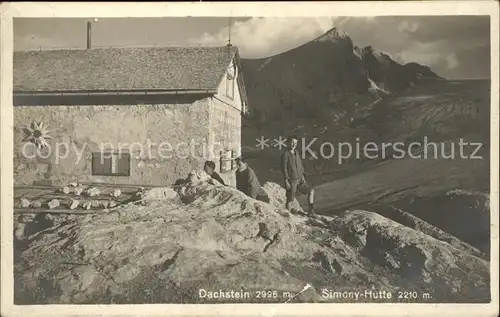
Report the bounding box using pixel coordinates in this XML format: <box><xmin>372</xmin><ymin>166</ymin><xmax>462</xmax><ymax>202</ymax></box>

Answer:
<box><xmin>219</xmin><ymin>149</ymin><xmax>235</xmax><ymax>173</ymax></box>
<box><xmin>92</xmin><ymin>151</ymin><xmax>130</xmax><ymax>176</ymax></box>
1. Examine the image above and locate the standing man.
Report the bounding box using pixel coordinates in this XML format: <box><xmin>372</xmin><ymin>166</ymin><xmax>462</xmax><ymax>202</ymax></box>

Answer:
<box><xmin>235</xmin><ymin>156</ymin><xmax>270</xmax><ymax>203</ymax></box>
<box><xmin>281</xmin><ymin>135</ymin><xmax>315</xmax><ymax>216</ymax></box>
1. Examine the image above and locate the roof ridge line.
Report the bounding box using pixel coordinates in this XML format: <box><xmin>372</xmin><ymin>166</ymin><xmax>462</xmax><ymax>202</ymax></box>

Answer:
<box><xmin>14</xmin><ymin>45</ymin><xmax>236</xmax><ymax>53</ymax></box>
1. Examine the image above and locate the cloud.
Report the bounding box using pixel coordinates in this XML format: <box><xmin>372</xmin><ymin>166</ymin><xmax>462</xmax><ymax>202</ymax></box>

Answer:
<box><xmin>189</xmin><ymin>17</ymin><xmax>351</xmax><ymax>58</ymax></box>
<box><xmin>338</xmin><ymin>16</ymin><xmax>490</xmax><ymax>79</ymax></box>
<box><xmin>397</xmin><ymin>20</ymin><xmax>420</xmax><ymax>33</ymax></box>
<box><xmin>399</xmin><ymin>16</ymin><xmax>490</xmax><ymax>44</ymax></box>
<box><xmin>445</xmin><ymin>53</ymin><xmax>459</xmax><ymax>69</ymax></box>
<box><xmin>394</xmin><ymin>41</ymin><xmax>447</xmax><ymax>65</ymax></box>
<box><xmin>448</xmin><ymin>45</ymin><xmax>491</xmax><ymax>79</ymax></box>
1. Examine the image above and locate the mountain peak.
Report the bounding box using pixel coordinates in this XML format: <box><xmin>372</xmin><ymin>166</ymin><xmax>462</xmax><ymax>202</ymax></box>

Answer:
<box><xmin>315</xmin><ymin>27</ymin><xmax>350</xmax><ymax>42</ymax></box>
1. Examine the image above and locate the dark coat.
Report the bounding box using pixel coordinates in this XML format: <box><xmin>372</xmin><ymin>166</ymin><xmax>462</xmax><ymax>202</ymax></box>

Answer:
<box><xmin>210</xmin><ymin>171</ymin><xmax>226</xmax><ymax>185</ymax></box>
<box><xmin>281</xmin><ymin>150</ymin><xmax>305</xmax><ymax>180</ymax></box>
<box><xmin>235</xmin><ymin>165</ymin><xmax>265</xmax><ymax>199</ymax></box>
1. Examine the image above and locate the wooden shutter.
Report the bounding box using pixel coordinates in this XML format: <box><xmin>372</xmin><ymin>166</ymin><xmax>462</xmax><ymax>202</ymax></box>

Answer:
<box><xmin>92</xmin><ymin>152</ymin><xmax>112</xmax><ymax>175</ymax></box>
<box><xmin>116</xmin><ymin>152</ymin><xmax>131</xmax><ymax>176</ymax></box>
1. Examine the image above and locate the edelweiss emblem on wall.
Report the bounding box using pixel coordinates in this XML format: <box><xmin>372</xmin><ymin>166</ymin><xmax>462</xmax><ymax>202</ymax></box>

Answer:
<box><xmin>22</xmin><ymin>121</ymin><xmax>52</xmax><ymax>149</ymax></box>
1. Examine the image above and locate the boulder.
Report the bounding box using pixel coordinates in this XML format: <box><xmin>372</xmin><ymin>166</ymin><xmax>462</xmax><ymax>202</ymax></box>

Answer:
<box><xmin>262</xmin><ymin>182</ymin><xmax>302</xmax><ymax>212</ymax></box>
<box><xmin>31</xmin><ymin>200</ymin><xmax>43</xmax><ymax>209</ymax></box>
<box><xmin>85</xmin><ymin>187</ymin><xmax>100</xmax><ymax>197</ymax></box>
<box><xmin>82</xmin><ymin>201</ymin><xmax>92</xmax><ymax>210</ymax></box>
<box><xmin>136</xmin><ymin>188</ymin><xmax>178</xmax><ymax>201</ymax></box>
<box><xmin>101</xmin><ymin>201</ymin><xmax>110</xmax><ymax>209</ymax></box>
<box><xmin>61</xmin><ymin>187</ymin><xmax>71</xmax><ymax>194</ymax></box>
<box><xmin>69</xmin><ymin>200</ymin><xmax>79</xmax><ymax>210</ymax></box>
<box><xmin>186</xmin><ymin>170</ymin><xmax>211</xmax><ymax>185</ymax></box>
<box><xmin>14</xmin><ymin>223</ymin><xmax>27</xmax><ymax>241</ymax></box>
<box><xmin>20</xmin><ymin>198</ymin><xmax>31</xmax><ymax>208</ymax></box>
<box><xmin>47</xmin><ymin>199</ymin><xmax>60</xmax><ymax>210</ymax></box>
<box><xmin>74</xmin><ymin>187</ymin><xmax>84</xmax><ymax>196</ymax></box>
<box><xmin>91</xmin><ymin>200</ymin><xmax>102</xmax><ymax>209</ymax></box>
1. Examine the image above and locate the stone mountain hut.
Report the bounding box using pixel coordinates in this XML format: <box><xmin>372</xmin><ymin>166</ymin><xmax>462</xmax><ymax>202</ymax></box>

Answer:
<box><xmin>13</xmin><ymin>46</ymin><xmax>248</xmax><ymax>186</ymax></box>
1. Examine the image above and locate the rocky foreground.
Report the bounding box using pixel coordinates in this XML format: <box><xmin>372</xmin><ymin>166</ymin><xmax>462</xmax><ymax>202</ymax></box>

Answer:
<box><xmin>14</xmin><ymin>179</ymin><xmax>490</xmax><ymax>304</ymax></box>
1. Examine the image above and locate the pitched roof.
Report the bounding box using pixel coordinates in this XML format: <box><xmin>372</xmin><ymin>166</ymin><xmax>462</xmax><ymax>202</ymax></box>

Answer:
<box><xmin>14</xmin><ymin>46</ymin><xmax>239</xmax><ymax>93</ymax></box>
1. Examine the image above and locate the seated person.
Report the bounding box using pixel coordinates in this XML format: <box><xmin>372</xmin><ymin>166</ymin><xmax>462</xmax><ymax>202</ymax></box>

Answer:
<box><xmin>235</xmin><ymin>156</ymin><xmax>270</xmax><ymax>203</ymax></box>
<box><xmin>203</xmin><ymin>161</ymin><xmax>226</xmax><ymax>185</ymax></box>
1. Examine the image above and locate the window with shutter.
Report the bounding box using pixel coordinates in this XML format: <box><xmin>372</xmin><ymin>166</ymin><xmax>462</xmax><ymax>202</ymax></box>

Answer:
<box><xmin>91</xmin><ymin>151</ymin><xmax>130</xmax><ymax>176</ymax></box>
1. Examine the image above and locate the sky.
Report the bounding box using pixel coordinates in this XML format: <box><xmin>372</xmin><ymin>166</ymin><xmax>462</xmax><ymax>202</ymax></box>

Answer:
<box><xmin>14</xmin><ymin>16</ymin><xmax>491</xmax><ymax>79</ymax></box>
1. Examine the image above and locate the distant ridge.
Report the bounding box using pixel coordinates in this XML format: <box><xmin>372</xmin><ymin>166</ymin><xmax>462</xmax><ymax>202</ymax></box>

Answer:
<box><xmin>241</xmin><ymin>26</ymin><xmax>442</xmax><ymax>122</ymax></box>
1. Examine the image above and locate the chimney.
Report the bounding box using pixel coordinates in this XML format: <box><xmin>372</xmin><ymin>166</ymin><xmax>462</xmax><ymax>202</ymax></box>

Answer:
<box><xmin>226</xmin><ymin>16</ymin><xmax>232</xmax><ymax>48</ymax></box>
<box><xmin>86</xmin><ymin>21</ymin><xmax>92</xmax><ymax>49</ymax></box>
